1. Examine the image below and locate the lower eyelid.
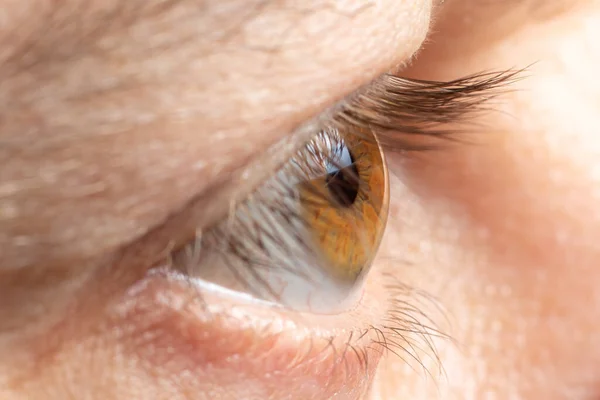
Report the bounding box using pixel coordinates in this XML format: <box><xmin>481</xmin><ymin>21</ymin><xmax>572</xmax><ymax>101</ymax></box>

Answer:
<box><xmin>109</xmin><ymin>267</ymin><xmax>393</xmax><ymax>397</ymax></box>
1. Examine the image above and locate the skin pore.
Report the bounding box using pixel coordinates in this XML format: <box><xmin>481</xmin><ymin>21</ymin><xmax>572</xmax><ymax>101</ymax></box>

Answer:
<box><xmin>0</xmin><ymin>0</ymin><xmax>599</xmax><ymax>399</ymax></box>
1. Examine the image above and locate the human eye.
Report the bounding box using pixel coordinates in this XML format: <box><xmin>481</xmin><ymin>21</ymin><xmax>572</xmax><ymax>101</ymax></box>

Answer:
<box><xmin>110</xmin><ymin>69</ymin><xmax>520</xmax><ymax>398</ymax></box>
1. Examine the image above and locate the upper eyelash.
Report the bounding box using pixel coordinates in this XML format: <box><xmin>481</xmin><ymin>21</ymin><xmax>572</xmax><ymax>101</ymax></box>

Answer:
<box><xmin>328</xmin><ymin>69</ymin><xmax>523</xmax><ymax>150</ymax></box>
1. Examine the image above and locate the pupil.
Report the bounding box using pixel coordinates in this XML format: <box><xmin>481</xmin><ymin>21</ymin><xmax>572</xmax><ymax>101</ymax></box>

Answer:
<box><xmin>325</xmin><ymin>145</ymin><xmax>360</xmax><ymax>207</ymax></box>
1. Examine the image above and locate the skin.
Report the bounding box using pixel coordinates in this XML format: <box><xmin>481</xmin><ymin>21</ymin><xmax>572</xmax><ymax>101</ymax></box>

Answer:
<box><xmin>0</xmin><ymin>0</ymin><xmax>599</xmax><ymax>398</ymax></box>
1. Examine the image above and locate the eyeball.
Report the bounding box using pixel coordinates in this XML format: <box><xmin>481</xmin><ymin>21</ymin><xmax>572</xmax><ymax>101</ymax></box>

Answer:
<box><xmin>174</xmin><ymin>128</ymin><xmax>389</xmax><ymax>314</ymax></box>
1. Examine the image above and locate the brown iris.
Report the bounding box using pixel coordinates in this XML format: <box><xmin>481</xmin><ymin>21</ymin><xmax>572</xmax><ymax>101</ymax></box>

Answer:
<box><xmin>300</xmin><ymin>129</ymin><xmax>389</xmax><ymax>282</ymax></box>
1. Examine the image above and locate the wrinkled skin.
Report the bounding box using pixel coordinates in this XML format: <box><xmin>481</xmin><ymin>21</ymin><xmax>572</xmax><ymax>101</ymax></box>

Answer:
<box><xmin>0</xmin><ymin>0</ymin><xmax>599</xmax><ymax>399</ymax></box>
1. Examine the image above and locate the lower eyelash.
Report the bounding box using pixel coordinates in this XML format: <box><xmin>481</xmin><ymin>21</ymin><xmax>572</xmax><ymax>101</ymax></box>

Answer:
<box><xmin>377</xmin><ymin>272</ymin><xmax>452</xmax><ymax>376</ymax></box>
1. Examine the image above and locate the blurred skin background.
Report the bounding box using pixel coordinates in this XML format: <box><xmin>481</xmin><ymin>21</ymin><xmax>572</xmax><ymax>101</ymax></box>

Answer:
<box><xmin>0</xmin><ymin>0</ymin><xmax>599</xmax><ymax>399</ymax></box>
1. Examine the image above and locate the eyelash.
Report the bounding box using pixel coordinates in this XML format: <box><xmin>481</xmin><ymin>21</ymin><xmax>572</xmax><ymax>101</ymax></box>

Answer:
<box><xmin>333</xmin><ymin>70</ymin><xmax>521</xmax><ymax>150</ymax></box>
<box><xmin>159</xmin><ymin>68</ymin><xmax>520</xmax><ymax>373</ymax></box>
